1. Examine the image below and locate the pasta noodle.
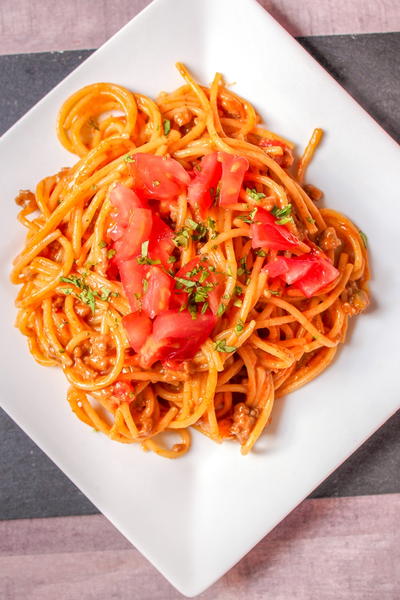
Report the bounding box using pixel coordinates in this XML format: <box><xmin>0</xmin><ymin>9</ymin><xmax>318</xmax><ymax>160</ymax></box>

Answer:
<box><xmin>11</xmin><ymin>64</ymin><xmax>369</xmax><ymax>458</ymax></box>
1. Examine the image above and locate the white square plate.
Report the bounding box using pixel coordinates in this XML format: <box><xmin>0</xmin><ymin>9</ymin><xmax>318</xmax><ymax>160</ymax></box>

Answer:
<box><xmin>1</xmin><ymin>0</ymin><xmax>399</xmax><ymax>596</ymax></box>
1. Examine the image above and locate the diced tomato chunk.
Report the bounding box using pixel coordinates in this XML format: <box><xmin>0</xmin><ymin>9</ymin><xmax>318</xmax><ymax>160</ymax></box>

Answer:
<box><xmin>294</xmin><ymin>258</ymin><xmax>339</xmax><ymax>297</ymax></box>
<box><xmin>118</xmin><ymin>259</ymin><xmax>146</xmax><ymax>312</ymax></box>
<box><xmin>122</xmin><ymin>312</ymin><xmax>152</xmax><ymax>353</ymax></box>
<box><xmin>109</xmin><ymin>184</ymin><xmax>148</xmax><ymax>241</ymax></box>
<box><xmin>251</xmin><ymin>207</ymin><xmax>300</xmax><ymax>251</ymax></box>
<box><xmin>138</xmin><ymin>310</ymin><xmax>217</xmax><ymax>367</ymax></box>
<box><xmin>142</xmin><ymin>266</ymin><xmax>173</xmax><ymax>319</ymax></box>
<box><xmin>113</xmin><ymin>208</ymin><xmax>153</xmax><ymax>260</ymax></box>
<box><xmin>148</xmin><ymin>214</ymin><xmax>174</xmax><ymax>267</ymax></box>
<box><xmin>129</xmin><ymin>153</ymin><xmax>190</xmax><ymax>200</ymax></box>
<box><xmin>188</xmin><ymin>153</ymin><xmax>221</xmax><ymax>218</ymax></box>
<box><xmin>218</xmin><ymin>152</ymin><xmax>249</xmax><ymax>206</ymax></box>
<box><xmin>264</xmin><ymin>253</ymin><xmax>339</xmax><ymax>297</ymax></box>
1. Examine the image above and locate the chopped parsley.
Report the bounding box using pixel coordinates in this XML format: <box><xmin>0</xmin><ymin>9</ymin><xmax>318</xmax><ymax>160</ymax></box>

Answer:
<box><xmin>98</xmin><ymin>240</ymin><xmax>107</xmax><ymax>249</ymax></box>
<box><xmin>142</xmin><ymin>278</ymin><xmax>149</xmax><ymax>293</ymax></box>
<box><xmin>58</xmin><ymin>274</ymin><xmax>108</xmax><ymax>314</ymax></box>
<box><xmin>201</xmin><ymin>302</ymin><xmax>209</xmax><ymax>314</ymax></box>
<box><xmin>185</xmin><ymin>218</ymin><xmax>208</xmax><ymax>242</ymax></box>
<box><xmin>238</xmin><ymin>208</ymin><xmax>257</xmax><ymax>224</ymax></box>
<box><xmin>173</xmin><ymin>227</ymin><xmax>190</xmax><ymax>247</ymax></box>
<box><xmin>235</xmin><ymin>319</ymin><xmax>244</xmax><ymax>333</ymax></box>
<box><xmin>123</xmin><ymin>154</ymin><xmax>135</xmax><ymax>163</ymax></box>
<box><xmin>100</xmin><ymin>288</ymin><xmax>112</xmax><ymax>301</ymax></box>
<box><xmin>306</xmin><ymin>216</ymin><xmax>316</xmax><ymax>224</ymax></box>
<box><xmin>175</xmin><ymin>277</ymin><xmax>197</xmax><ymax>290</ymax></box>
<box><xmin>234</xmin><ymin>285</ymin><xmax>243</xmax><ymax>296</ymax></box>
<box><xmin>359</xmin><ymin>230</ymin><xmax>368</xmax><ymax>248</ymax></box>
<box><xmin>266</xmin><ymin>290</ymin><xmax>281</xmax><ymax>296</ymax></box>
<box><xmin>163</xmin><ymin>119</ymin><xmax>171</xmax><ymax>135</ymax></box>
<box><xmin>217</xmin><ymin>303</ymin><xmax>226</xmax><ymax>317</ymax></box>
<box><xmin>168</xmin><ymin>255</ymin><xmax>177</xmax><ymax>263</ymax></box>
<box><xmin>136</xmin><ymin>240</ymin><xmax>161</xmax><ymax>265</ymax></box>
<box><xmin>271</xmin><ymin>204</ymin><xmax>293</xmax><ymax>225</ymax></box>
<box><xmin>246</xmin><ymin>187</ymin><xmax>266</xmax><ymax>202</ymax></box>
<box><xmin>214</xmin><ymin>339</ymin><xmax>237</xmax><ymax>353</ymax></box>
<box><xmin>255</xmin><ymin>249</ymin><xmax>267</xmax><ymax>257</ymax></box>
<box><xmin>107</xmin><ymin>248</ymin><xmax>116</xmax><ymax>259</ymax></box>
<box><xmin>174</xmin><ymin>270</ymin><xmax>216</xmax><ymax>317</ymax></box>
<box><xmin>233</xmin><ymin>299</ymin><xmax>243</xmax><ymax>307</ymax></box>
<box><xmin>237</xmin><ymin>257</ymin><xmax>251</xmax><ymax>277</ymax></box>
<box><xmin>60</xmin><ymin>287</ymin><xmax>74</xmax><ymax>296</ymax></box>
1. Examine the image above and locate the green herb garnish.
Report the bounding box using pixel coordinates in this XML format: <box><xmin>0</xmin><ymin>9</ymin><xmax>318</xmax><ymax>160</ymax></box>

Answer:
<box><xmin>246</xmin><ymin>187</ymin><xmax>266</xmax><ymax>202</ymax></box>
<box><xmin>214</xmin><ymin>339</ymin><xmax>237</xmax><ymax>353</ymax></box>
<box><xmin>235</xmin><ymin>319</ymin><xmax>244</xmax><ymax>333</ymax></box>
<box><xmin>163</xmin><ymin>119</ymin><xmax>171</xmax><ymax>135</ymax></box>
<box><xmin>271</xmin><ymin>204</ymin><xmax>293</xmax><ymax>225</ymax></box>
<box><xmin>237</xmin><ymin>257</ymin><xmax>250</xmax><ymax>277</ymax></box>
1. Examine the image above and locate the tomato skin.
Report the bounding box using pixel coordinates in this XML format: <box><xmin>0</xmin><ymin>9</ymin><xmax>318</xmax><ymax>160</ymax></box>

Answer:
<box><xmin>264</xmin><ymin>253</ymin><xmax>339</xmax><ymax>297</ymax></box>
<box><xmin>265</xmin><ymin>257</ymin><xmax>311</xmax><ymax>283</ymax></box>
<box><xmin>109</xmin><ymin>184</ymin><xmax>148</xmax><ymax>241</ymax></box>
<box><xmin>113</xmin><ymin>208</ymin><xmax>153</xmax><ymax>260</ymax></box>
<box><xmin>118</xmin><ymin>259</ymin><xmax>146</xmax><ymax>312</ymax></box>
<box><xmin>148</xmin><ymin>214</ymin><xmax>174</xmax><ymax>267</ymax></box>
<box><xmin>251</xmin><ymin>207</ymin><xmax>300</xmax><ymax>251</ymax></box>
<box><xmin>138</xmin><ymin>310</ymin><xmax>217</xmax><ymax>367</ymax></box>
<box><xmin>294</xmin><ymin>258</ymin><xmax>339</xmax><ymax>297</ymax></box>
<box><xmin>142</xmin><ymin>266</ymin><xmax>173</xmax><ymax>319</ymax></box>
<box><xmin>188</xmin><ymin>153</ymin><xmax>221</xmax><ymax>218</ymax></box>
<box><xmin>129</xmin><ymin>154</ymin><xmax>190</xmax><ymax>199</ymax></box>
<box><xmin>218</xmin><ymin>152</ymin><xmax>249</xmax><ymax>206</ymax></box>
<box><xmin>122</xmin><ymin>312</ymin><xmax>152</xmax><ymax>353</ymax></box>
<box><xmin>171</xmin><ymin>257</ymin><xmax>224</xmax><ymax>315</ymax></box>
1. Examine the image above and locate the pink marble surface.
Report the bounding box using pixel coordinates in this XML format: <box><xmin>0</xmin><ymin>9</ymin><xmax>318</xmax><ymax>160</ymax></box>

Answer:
<box><xmin>0</xmin><ymin>0</ymin><xmax>399</xmax><ymax>55</ymax></box>
<box><xmin>1</xmin><ymin>494</ymin><xmax>399</xmax><ymax>599</ymax></box>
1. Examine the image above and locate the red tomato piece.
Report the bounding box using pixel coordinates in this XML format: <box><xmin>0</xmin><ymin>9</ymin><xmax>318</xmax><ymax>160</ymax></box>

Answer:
<box><xmin>264</xmin><ymin>257</ymin><xmax>312</xmax><ymax>283</ymax></box>
<box><xmin>148</xmin><ymin>214</ymin><xmax>174</xmax><ymax>267</ymax></box>
<box><xmin>251</xmin><ymin>207</ymin><xmax>300</xmax><ymax>251</ymax></box>
<box><xmin>118</xmin><ymin>259</ymin><xmax>147</xmax><ymax>312</ymax></box>
<box><xmin>218</xmin><ymin>152</ymin><xmax>249</xmax><ymax>206</ymax></box>
<box><xmin>113</xmin><ymin>381</ymin><xmax>134</xmax><ymax>403</ymax></box>
<box><xmin>113</xmin><ymin>207</ymin><xmax>153</xmax><ymax>261</ymax></box>
<box><xmin>122</xmin><ymin>312</ymin><xmax>153</xmax><ymax>353</ymax></box>
<box><xmin>188</xmin><ymin>153</ymin><xmax>222</xmax><ymax>218</ymax></box>
<box><xmin>142</xmin><ymin>266</ymin><xmax>173</xmax><ymax>319</ymax></box>
<box><xmin>129</xmin><ymin>154</ymin><xmax>190</xmax><ymax>199</ymax></box>
<box><xmin>138</xmin><ymin>310</ymin><xmax>217</xmax><ymax>367</ymax></box>
<box><xmin>109</xmin><ymin>184</ymin><xmax>148</xmax><ymax>241</ymax></box>
<box><xmin>264</xmin><ymin>254</ymin><xmax>339</xmax><ymax>297</ymax></box>
<box><xmin>172</xmin><ymin>257</ymin><xmax>224</xmax><ymax>316</ymax></box>
<box><xmin>294</xmin><ymin>257</ymin><xmax>339</xmax><ymax>297</ymax></box>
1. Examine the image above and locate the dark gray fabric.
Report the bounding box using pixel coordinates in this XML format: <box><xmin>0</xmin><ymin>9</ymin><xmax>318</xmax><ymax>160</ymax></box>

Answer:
<box><xmin>1</xmin><ymin>33</ymin><xmax>399</xmax><ymax>519</ymax></box>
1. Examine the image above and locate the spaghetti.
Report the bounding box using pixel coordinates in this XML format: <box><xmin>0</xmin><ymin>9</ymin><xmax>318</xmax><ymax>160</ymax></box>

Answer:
<box><xmin>11</xmin><ymin>64</ymin><xmax>369</xmax><ymax>458</ymax></box>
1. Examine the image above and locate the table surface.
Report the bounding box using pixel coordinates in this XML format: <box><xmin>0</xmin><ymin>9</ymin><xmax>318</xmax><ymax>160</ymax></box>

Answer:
<box><xmin>0</xmin><ymin>1</ymin><xmax>399</xmax><ymax>598</ymax></box>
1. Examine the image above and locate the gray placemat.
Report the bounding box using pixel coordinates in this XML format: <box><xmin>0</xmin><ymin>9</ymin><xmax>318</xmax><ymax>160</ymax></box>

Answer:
<box><xmin>1</xmin><ymin>33</ymin><xmax>399</xmax><ymax>520</ymax></box>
